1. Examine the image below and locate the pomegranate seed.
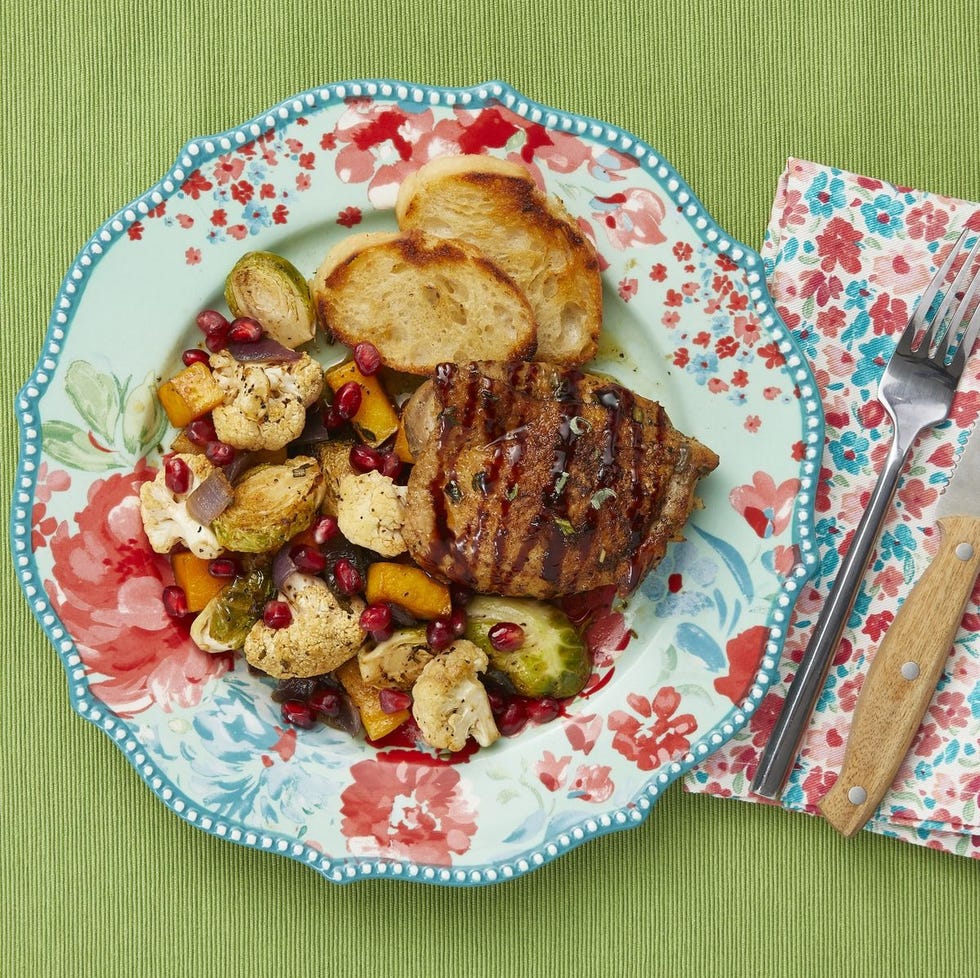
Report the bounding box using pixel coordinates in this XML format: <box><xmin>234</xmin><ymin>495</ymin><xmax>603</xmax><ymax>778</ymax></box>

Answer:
<box><xmin>496</xmin><ymin>698</ymin><xmax>529</xmax><ymax>737</ymax></box>
<box><xmin>164</xmin><ymin>456</ymin><xmax>192</xmax><ymax>494</ymax></box>
<box><xmin>449</xmin><ymin>606</ymin><xmax>468</xmax><ymax>637</ymax></box>
<box><xmin>185</xmin><ymin>416</ymin><xmax>218</xmax><ymax>447</ymax></box>
<box><xmin>205</xmin><ymin>440</ymin><xmax>236</xmax><ymax>466</ymax></box>
<box><xmin>380</xmin><ymin>451</ymin><xmax>402</xmax><ymax>480</ymax></box>
<box><xmin>487</xmin><ymin>689</ymin><xmax>508</xmax><ymax>715</ymax></box>
<box><xmin>322</xmin><ymin>403</ymin><xmax>347</xmax><ymax>431</ymax></box>
<box><xmin>349</xmin><ymin>443</ymin><xmax>383</xmax><ymax>473</ymax></box>
<box><xmin>313</xmin><ymin>515</ymin><xmax>339</xmax><ymax>545</ymax></box>
<box><xmin>196</xmin><ymin>309</ymin><xmax>229</xmax><ymax>337</ymax></box>
<box><xmin>353</xmin><ymin>341</ymin><xmax>382</xmax><ymax>376</ymax></box>
<box><xmin>526</xmin><ymin>697</ymin><xmax>561</xmax><ymax>724</ymax></box>
<box><xmin>227</xmin><ymin>316</ymin><xmax>264</xmax><ymax>343</ymax></box>
<box><xmin>426</xmin><ymin>616</ymin><xmax>454</xmax><ymax>651</ymax></box>
<box><xmin>379</xmin><ymin>687</ymin><xmax>412</xmax><ymax>714</ymax></box>
<box><xmin>309</xmin><ymin>687</ymin><xmax>342</xmax><ymax>718</ymax></box>
<box><xmin>333</xmin><ymin>558</ymin><xmax>363</xmax><ymax>596</ymax></box>
<box><xmin>360</xmin><ymin>602</ymin><xmax>392</xmax><ymax>633</ymax></box>
<box><xmin>162</xmin><ymin>585</ymin><xmax>189</xmax><ymax>618</ymax></box>
<box><xmin>291</xmin><ymin>543</ymin><xmax>327</xmax><ymax>574</ymax></box>
<box><xmin>333</xmin><ymin>381</ymin><xmax>363</xmax><ymax>420</ymax></box>
<box><xmin>208</xmin><ymin>557</ymin><xmax>238</xmax><ymax>578</ymax></box>
<box><xmin>369</xmin><ymin>625</ymin><xmax>393</xmax><ymax>643</ymax></box>
<box><xmin>489</xmin><ymin>621</ymin><xmax>525</xmax><ymax>652</ymax></box>
<box><xmin>280</xmin><ymin>699</ymin><xmax>316</xmax><ymax>729</ymax></box>
<box><xmin>263</xmin><ymin>600</ymin><xmax>292</xmax><ymax>629</ymax></box>
<box><xmin>182</xmin><ymin>348</ymin><xmax>210</xmax><ymax>367</ymax></box>
<box><xmin>205</xmin><ymin>331</ymin><xmax>228</xmax><ymax>353</ymax></box>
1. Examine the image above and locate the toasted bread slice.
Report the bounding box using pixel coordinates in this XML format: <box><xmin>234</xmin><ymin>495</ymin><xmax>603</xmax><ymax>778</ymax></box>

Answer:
<box><xmin>395</xmin><ymin>155</ymin><xmax>602</xmax><ymax>365</ymax></box>
<box><xmin>311</xmin><ymin>229</ymin><xmax>537</xmax><ymax>375</ymax></box>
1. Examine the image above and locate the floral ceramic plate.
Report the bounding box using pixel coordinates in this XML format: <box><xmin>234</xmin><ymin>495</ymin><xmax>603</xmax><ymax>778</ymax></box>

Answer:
<box><xmin>12</xmin><ymin>81</ymin><xmax>823</xmax><ymax>885</ymax></box>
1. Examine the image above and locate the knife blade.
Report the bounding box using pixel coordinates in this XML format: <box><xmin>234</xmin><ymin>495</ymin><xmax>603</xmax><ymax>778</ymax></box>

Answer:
<box><xmin>819</xmin><ymin>425</ymin><xmax>980</xmax><ymax>836</ymax></box>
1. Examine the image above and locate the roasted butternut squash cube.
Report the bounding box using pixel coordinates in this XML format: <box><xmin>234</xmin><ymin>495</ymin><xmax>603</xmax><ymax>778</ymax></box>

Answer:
<box><xmin>171</xmin><ymin>550</ymin><xmax>228</xmax><ymax>612</ymax></box>
<box><xmin>335</xmin><ymin>658</ymin><xmax>409</xmax><ymax>741</ymax></box>
<box><xmin>365</xmin><ymin>562</ymin><xmax>451</xmax><ymax>620</ymax></box>
<box><xmin>158</xmin><ymin>362</ymin><xmax>224</xmax><ymax>428</ymax></box>
<box><xmin>325</xmin><ymin>360</ymin><xmax>400</xmax><ymax>448</ymax></box>
<box><xmin>393</xmin><ymin>419</ymin><xmax>415</xmax><ymax>463</ymax></box>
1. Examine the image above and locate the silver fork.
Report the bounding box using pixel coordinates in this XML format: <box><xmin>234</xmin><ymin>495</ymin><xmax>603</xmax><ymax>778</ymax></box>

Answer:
<box><xmin>752</xmin><ymin>225</ymin><xmax>980</xmax><ymax>799</ymax></box>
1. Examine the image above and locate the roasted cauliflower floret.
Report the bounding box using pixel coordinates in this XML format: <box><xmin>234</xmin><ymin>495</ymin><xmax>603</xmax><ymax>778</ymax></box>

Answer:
<box><xmin>336</xmin><ymin>470</ymin><xmax>408</xmax><ymax>556</ymax></box>
<box><xmin>411</xmin><ymin>640</ymin><xmax>500</xmax><ymax>752</ymax></box>
<box><xmin>209</xmin><ymin>349</ymin><xmax>323</xmax><ymax>451</ymax></box>
<box><xmin>243</xmin><ymin>571</ymin><xmax>366</xmax><ymax>678</ymax></box>
<box><xmin>211</xmin><ymin>456</ymin><xmax>325</xmax><ymax>553</ymax></box>
<box><xmin>358</xmin><ymin>627</ymin><xmax>436</xmax><ymax>690</ymax></box>
<box><xmin>138</xmin><ymin>453</ymin><xmax>223</xmax><ymax>558</ymax></box>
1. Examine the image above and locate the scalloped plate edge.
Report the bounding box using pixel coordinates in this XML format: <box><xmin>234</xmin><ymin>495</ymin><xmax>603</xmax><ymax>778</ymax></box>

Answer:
<box><xmin>10</xmin><ymin>78</ymin><xmax>824</xmax><ymax>886</ymax></box>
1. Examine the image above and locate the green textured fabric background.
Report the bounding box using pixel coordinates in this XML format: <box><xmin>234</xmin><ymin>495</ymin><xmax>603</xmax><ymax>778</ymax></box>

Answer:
<box><xmin>2</xmin><ymin>1</ymin><xmax>978</xmax><ymax>976</ymax></box>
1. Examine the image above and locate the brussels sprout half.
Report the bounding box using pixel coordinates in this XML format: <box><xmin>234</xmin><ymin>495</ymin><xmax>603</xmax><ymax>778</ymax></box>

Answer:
<box><xmin>212</xmin><ymin>456</ymin><xmax>324</xmax><ymax>553</ymax></box>
<box><xmin>225</xmin><ymin>251</ymin><xmax>316</xmax><ymax>350</ymax></box>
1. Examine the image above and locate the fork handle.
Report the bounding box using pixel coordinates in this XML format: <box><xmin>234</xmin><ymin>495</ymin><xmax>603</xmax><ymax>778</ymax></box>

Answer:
<box><xmin>750</xmin><ymin>437</ymin><xmax>911</xmax><ymax>799</ymax></box>
<box><xmin>819</xmin><ymin>514</ymin><xmax>980</xmax><ymax>835</ymax></box>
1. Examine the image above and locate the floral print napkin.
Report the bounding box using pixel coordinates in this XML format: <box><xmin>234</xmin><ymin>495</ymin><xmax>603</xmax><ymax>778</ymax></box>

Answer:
<box><xmin>684</xmin><ymin>158</ymin><xmax>980</xmax><ymax>859</ymax></box>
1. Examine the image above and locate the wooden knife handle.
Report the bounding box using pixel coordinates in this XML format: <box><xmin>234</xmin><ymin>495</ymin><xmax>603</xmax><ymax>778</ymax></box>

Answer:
<box><xmin>819</xmin><ymin>515</ymin><xmax>980</xmax><ymax>837</ymax></box>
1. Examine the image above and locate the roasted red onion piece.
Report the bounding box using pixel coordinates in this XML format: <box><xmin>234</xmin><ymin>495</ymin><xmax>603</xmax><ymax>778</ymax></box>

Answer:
<box><xmin>271</xmin><ymin>543</ymin><xmax>299</xmax><ymax>591</ymax></box>
<box><xmin>227</xmin><ymin>337</ymin><xmax>301</xmax><ymax>363</ymax></box>
<box><xmin>185</xmin><ymin>468</ymin><xmax>235</xmax><ymax>524</ymax></box>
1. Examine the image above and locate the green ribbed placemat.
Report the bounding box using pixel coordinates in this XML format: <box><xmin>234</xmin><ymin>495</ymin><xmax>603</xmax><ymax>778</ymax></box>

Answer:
<box><xmin>3</xmin><ymin>2</ymin><xmax>978</xmax><ymax>977</ymax></box>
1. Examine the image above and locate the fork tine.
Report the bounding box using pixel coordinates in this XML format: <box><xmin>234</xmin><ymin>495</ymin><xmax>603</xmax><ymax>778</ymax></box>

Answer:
<box><xmin>911</xmin><ymin>226</ymin><xmax>972</xmax><ymax>331</ymax></box>
<box><xmin>924</xmin><ymin>232</ymin><xmax>980</xmax><ymax>355</ymax></box>
<box><xmin>949</xmin><ymin>287</ymin><xmax>980</xmax><ymax>375</ymax></box>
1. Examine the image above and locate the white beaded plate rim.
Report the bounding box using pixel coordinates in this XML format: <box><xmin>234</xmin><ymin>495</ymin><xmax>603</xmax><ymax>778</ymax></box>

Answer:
<box><xmin>12</xmin><ymin>79</ymin><xmax>824</xmax><ymax>886</ymax></box>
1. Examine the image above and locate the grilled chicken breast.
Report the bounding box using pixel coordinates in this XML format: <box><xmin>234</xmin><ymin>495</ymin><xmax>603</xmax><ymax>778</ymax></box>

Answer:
<box><xmin>401</xmin><ymin>361</ymin><xmax>719</xmax><ymax>598</ymax></box>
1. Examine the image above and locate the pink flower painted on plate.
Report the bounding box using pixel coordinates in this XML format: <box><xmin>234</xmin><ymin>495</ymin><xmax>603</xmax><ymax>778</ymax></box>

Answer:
<box><xmin>563</xmin><ymin>713</ymin><xmax>603</xmax><ymax>756</ymax></box>
<box><xmin>714</xmin><ymin>625</ymin><xmax>768</xmax><ymax>704</ymax></box>
<box><xmin>733</xmin><ymin>314</ymin><xmax>762</xmax><ymax>346</ymax></box>
<box><xmin>607</xmin><ymin>686</ymin><xmax>697</xmax><ymax>771</ymax></box>
<box><xmin>332</xmin><ymin>102</ymin><xmax>448</xmax><ymax>202</ymax></box>
<box><xmin>590</xmin><ymin>187</ymin><xmax>667</xmax><ymax>249</ymax></box>
<box><xmin>729</xmin><ymin>471</ymin><xmax>799</xmax><ymax>539</ymax></box>
<box><xmin>31</xmin><ymin>462</ymin><xmax>71</xmax><ymax>549</ymax></box>
<box><xmin>618</xmin><ymin>277</ymin><xmax>638</xmax><ymax>302</ymax></box>
<box><xmin>339</xmin><ymin>758</ymin><xmax>478</xmax><ymax>865</ymax></box>
<box><xmin>213</xmin><ymin>154</ymin><xmax>245</xmax><ymax>186</ymax></box>
<box><xmin>44</xmin><ymin>463</ymin><xmax>229</xmax><ymax>717</ymax></box>
<box><xmin>568</xmin><ymin>764</ymin><xmax>615</xmax><ymax>803</ymax></box>
<box><xmin>535</xmin><ymin>751</ymin><xmax>571</xmax><ymax>792</ymax></box>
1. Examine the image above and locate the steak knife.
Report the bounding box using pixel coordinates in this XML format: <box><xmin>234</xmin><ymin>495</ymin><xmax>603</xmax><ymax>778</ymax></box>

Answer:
<box><xmin>819</xmin><ymin>425</ymin><xmax>980</xmax><ymax>836</ymax></box>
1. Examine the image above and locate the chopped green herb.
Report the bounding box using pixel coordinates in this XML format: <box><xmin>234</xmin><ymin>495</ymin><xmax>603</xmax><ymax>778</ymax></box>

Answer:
<box><xmin>472</xmin><ymin>471</ymin><xmax>489</xmax><ymax>495</ymax></box>
<box><xmin>505</xmin><ymin>483</ymin><xmax>519</xmax><ymax>501</ymax></box>
<box><xmin>591</xmin><ymin>488</ymin><xmax>617</xmax><ymax>509</ymax></box>
<box><xmin>554</xmin><ymin>517</ymin><xmax>575</xmax><ymax>537</ymax></box>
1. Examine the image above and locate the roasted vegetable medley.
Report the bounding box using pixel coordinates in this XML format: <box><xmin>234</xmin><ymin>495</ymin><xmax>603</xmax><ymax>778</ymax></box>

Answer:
<box><xmin>140</xmin><ymin>249</ymin><xmax>597</xmax><ymax>752</ymax></box>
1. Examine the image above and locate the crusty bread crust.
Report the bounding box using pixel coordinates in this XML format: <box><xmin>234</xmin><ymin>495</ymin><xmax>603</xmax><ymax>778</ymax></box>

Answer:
<box><xmin>395</xmin><ymin>155</ymin><xmax>603</xmax><ymax>365</ymax></box>
<box><xmin>311</xmin><ymin>229</ymin><xmax>537</xmax><ymax>375</ymax></box>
